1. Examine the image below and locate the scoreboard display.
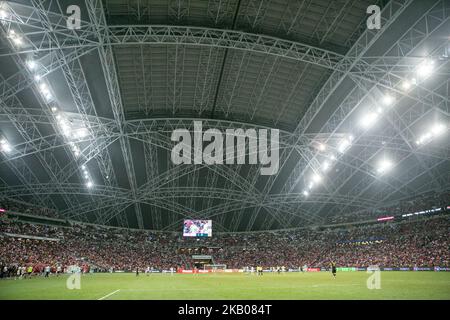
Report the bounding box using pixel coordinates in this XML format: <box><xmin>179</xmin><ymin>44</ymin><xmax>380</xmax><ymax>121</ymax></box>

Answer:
<box><xmin>183</xmin><ymin>220</ymin><xmax>212</xmax><ymax>237</ymax></box>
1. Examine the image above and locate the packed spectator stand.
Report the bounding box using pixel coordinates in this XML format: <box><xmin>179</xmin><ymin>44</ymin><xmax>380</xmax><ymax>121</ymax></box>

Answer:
<box><xmin>1</xmin><ymin>195</ymin><xmax>449</xmax><ymax>278</ymax></box>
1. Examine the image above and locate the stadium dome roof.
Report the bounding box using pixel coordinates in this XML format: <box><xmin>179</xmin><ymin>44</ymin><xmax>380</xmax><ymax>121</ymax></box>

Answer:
<box><xmin>0</xmin><ymin>0</ymin><xmax>449</xmax><ymax>231</ymax></box>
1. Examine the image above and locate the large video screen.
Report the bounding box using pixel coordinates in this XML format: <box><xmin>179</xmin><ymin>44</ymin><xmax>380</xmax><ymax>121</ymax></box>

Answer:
<box><xmin>183</xmin><ymin>220</ymin><xmax>212</xmax><ymax>237</ymax></box>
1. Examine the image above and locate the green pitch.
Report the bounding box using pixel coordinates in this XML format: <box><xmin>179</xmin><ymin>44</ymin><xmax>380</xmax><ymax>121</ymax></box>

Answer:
<box><xmin>0</xmin><ymin>272</ymin><xmax>449</xmax><ymax>300</ymax></box>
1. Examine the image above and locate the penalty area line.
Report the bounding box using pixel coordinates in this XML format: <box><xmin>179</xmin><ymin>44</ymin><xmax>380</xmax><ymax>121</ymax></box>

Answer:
<box><xmin>98</xmin><ymin>289</ymin><xmax>121</xmax><ymax>300</ymax></box>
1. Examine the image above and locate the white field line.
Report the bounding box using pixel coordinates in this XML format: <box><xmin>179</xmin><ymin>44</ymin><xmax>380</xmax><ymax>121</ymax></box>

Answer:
<box><xmin>98</xmin><ymin>289</ymin><xmax>121</xmax><ymax>300</ymax></box>
<box><xmin>118</xmin><ymin>284</ymin><xmax>360</xmax><ymax>293</ymax></box>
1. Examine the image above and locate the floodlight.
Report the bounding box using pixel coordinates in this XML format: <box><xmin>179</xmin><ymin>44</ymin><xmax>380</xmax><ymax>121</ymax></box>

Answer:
<box><xmin>12</xmin><ymin>36</ymin><xmax>23</xmax><ymax>46</ymax></box>
<box><xmin>39</xmin><ymin>83</ymin><xmax>49</xmax><ymax>94</ymax></box>
<box><xmin>44</xmin><ymin>92</ymin><xmax>53</xmax><ymax>102</ymax></box>
<box><xmin>338</xmin><ymin>138</ymin><xmax>352</xmax><ymax>153</ymax></box>
<box><xmin>416</xmin><ymin>59</ymin><xmax>434</xmax><ymax>78</ymax></box>
<box><xmin>401</xmin><ymin>80</ymin><xmax>411</xmax><ymax>91</ymax></box>
<box><xmin>0</xmin><ymin>141</ymin><xmax>12</xmax><ymax>153</ymax></box>
<box><xmin>360</xmin><ymin>112</ymin><xmax>379</xmax><ymax>129</ymax></box>
<box><xmin>322</xmin><ymin>161</ymin><xmax>330</xmax><ymax>172</ymax></box>
<box><xmin>0</xmin><ymin>9</ymin><xmax>7</xmax><ymax>20</ymax></box>
<box><xmin>377</xmin><ymin>159</ymin><xmax>393</xmax><ymax>174</ymax></box>
<box><xmin>382</xmin><ymin>94</ymin><xmax>394</xmax><ymax>106</ymax></box>
<box><xmin>75</xmin><ymin>128</ymin><xmax>88</xmax><ymax>139</ymax></box>
<box><xmin>26</xmin><ymin>60</ymin><xmax>37</xmax><ymax>70</ymax></box>
<box><xmin>431</xmin><ymin>123</ymin><xmax>446</xmax><ymax>136</ymax></box>
<box><xmin>318</xmin><ymin>143</ymin><xmax>326</xmax><ymax>151</ymax></box>
<box><xmin>303</xmin><ymin>190</ymin><xmax>309</xmax><ymax>197</ymax></box>
<box><xmin>8</xmin><ymin>30</ymin><xmax>23</xmax><ymax>46</ymax></box>
<box><xmin>86</xmin><ymin>181</ymin><xmax>93</xmax><ymax>188</ymax></box>
<box><xmin>311</xmin><ymin>173</ymin><xmax>322</xmax><ymax>184</ymax></box>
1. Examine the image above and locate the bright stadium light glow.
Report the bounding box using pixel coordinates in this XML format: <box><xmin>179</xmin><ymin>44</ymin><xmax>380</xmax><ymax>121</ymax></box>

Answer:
<box><xmin>416</xmin><ymin>59</ymin><xmax>434</xmax><ymax>78</ymax></box>
<box><xmin>382</xmin><ymin>94</ymin><xmax>394</xmax><ymax>106</ymax></box>
<box><xmin>416</xmin><ymin>132</ymin><xmax>432</xmax><ymax>145</ymax></box>
<box><xmin>377</xmin><ymin>159</ymin><xmax>393</xmax><ymax>174</ymax></box>
<box><xmin>401</xmin><ymin>80</ymin><xmax>412</xmax><ymax>91</ymax></box>
<box><xmin>26</xmin><ymin>60</ymin><xmax>37</xmax><ymax>70</ymax></box>
<box><xmin>322</xmin><ymin>161</ymin><xmax>330</xmax><ymax>172</ymax></box>
<box><xmin>416</xmin><ymin>123</ymin><xmax>447</xmax><ymax>145</ymax></box>
<box><xmin>75</xmin><ymin>127</ymin><xmax>88</xmax><ymax>139</ymax></box>
<box><xmin>44</xmin><ymin>92</ymin><xmax>53</xmax><ymax>101</ymax></box>
<box><xmin>39</xmin><ymin>83</ymin><xmax>53</xmax><ymax>101</ymax></box>
<box><xmin>303</xmin><ymin>190</ymin><xmax>309</xmax><ymax>197</ymax></box>
<box><xmin>51</xmin><ymin>107</ymin><xmax>58</xmax><ymax>113</ymax></box>
<box><xmin>81</xmin><ymin>165</ymin><xmax>86</xmax><ymax>170</ymax></box>
<box><xmin>359</xmin><ymin>111</ymin><xmax>379</xmax><ymax>129</ymax></box>
<box><xmin>318</xmin><ymin>143</ymin><xmax>326</xmax><ymax>151</ymax></box>
<box><xmin>39</xmin><ymin>83</ymin><xmax>49</xmax><ymax>94</ymax></box>
<box><xmin>2</xmin><ymin>144</ymin><xmax>11</xmax><ymax>153</ymax></box>
<box><xmin>337</xmin><ymin>137</ymin><xmax>352</xmax><ymax>153</ymax></box>
<box><xmin>13</xmin><ymin>36</ymin><xmax>23</xmax><ymax>46</ymax></box>
<box><xmin>311</xmin><ymin>173</ymin><xmax>322</xmax><ymax>184</ymax></box>
<box><xmin>34</xmin><ymin>74</ymin><xmax>41</xmax><ymax>82</ymax></box>
<box><xmin>431</xmin><ymin>123</ymin><xmax>446</xmax><ymax>136</ymax></box>
<box><xmin>72</xmin><ymin>145</ymin><xmax>80</xmax><ymax>157</ymax></box>
<box><xmin>0</xmin><ymin>2</ymin><xmax>9</xmax><ymax>21</ymax></box>
<box><xmin>307</xmin><ymin>181</ymin><xmax>314</xmax><ymax>190</ymax></box>
<box><xmin>86</xmin><ymin>181</ymin><xmax>93</xmax><ymax>188</ymax></box>
<box><xmin>8</xmin><ymin>30</ymin><xmax>23</xmax><ymax>46</ymax></box>
<box><xmin>58</xmin><ymin>117</ymin><xmax>70</xmax><ymax>129</ymax></box>
<box><xmin>0</xmin><ymin>139</ymin><xmax>12</xmax><ymax>153</ymax></box>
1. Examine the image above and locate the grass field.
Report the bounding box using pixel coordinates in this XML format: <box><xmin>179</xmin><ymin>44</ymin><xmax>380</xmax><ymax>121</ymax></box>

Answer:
<box><xmin>0</xmin><ymin>272</ymin><xmax>449</xmax><ymax>300</ymax></box>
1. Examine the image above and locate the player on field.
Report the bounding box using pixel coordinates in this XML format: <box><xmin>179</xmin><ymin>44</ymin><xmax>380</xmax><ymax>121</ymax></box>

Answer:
<box><xmin>331</xmin><ymin>261</ymin><xmax>337</xmax><ymax>278</ymax></box>
<box><xmin>44</xmin><ymin>265</ymin><xmax>50</xmax><ymax>277</ymax></box>
<box><xmin>27</xmin><ymin>265</ymin><xmax>33</xmax><ymax>278</ymax></box>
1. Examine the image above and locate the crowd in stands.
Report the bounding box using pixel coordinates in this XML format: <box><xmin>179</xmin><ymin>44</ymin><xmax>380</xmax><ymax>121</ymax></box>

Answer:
<box><xmin>326</xmin><ymin>191</ymin><xmax>450</xmax><ymax>225</ymax></box>
<box><xmin>0</xmin><ymin>199</ymin><xmax>59</xmax><ymax>219</ymax></box>
<box><xmin>1</xmin><ymin>211</ymin><xmax>449</xmax><ymax>277</ymax></box>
